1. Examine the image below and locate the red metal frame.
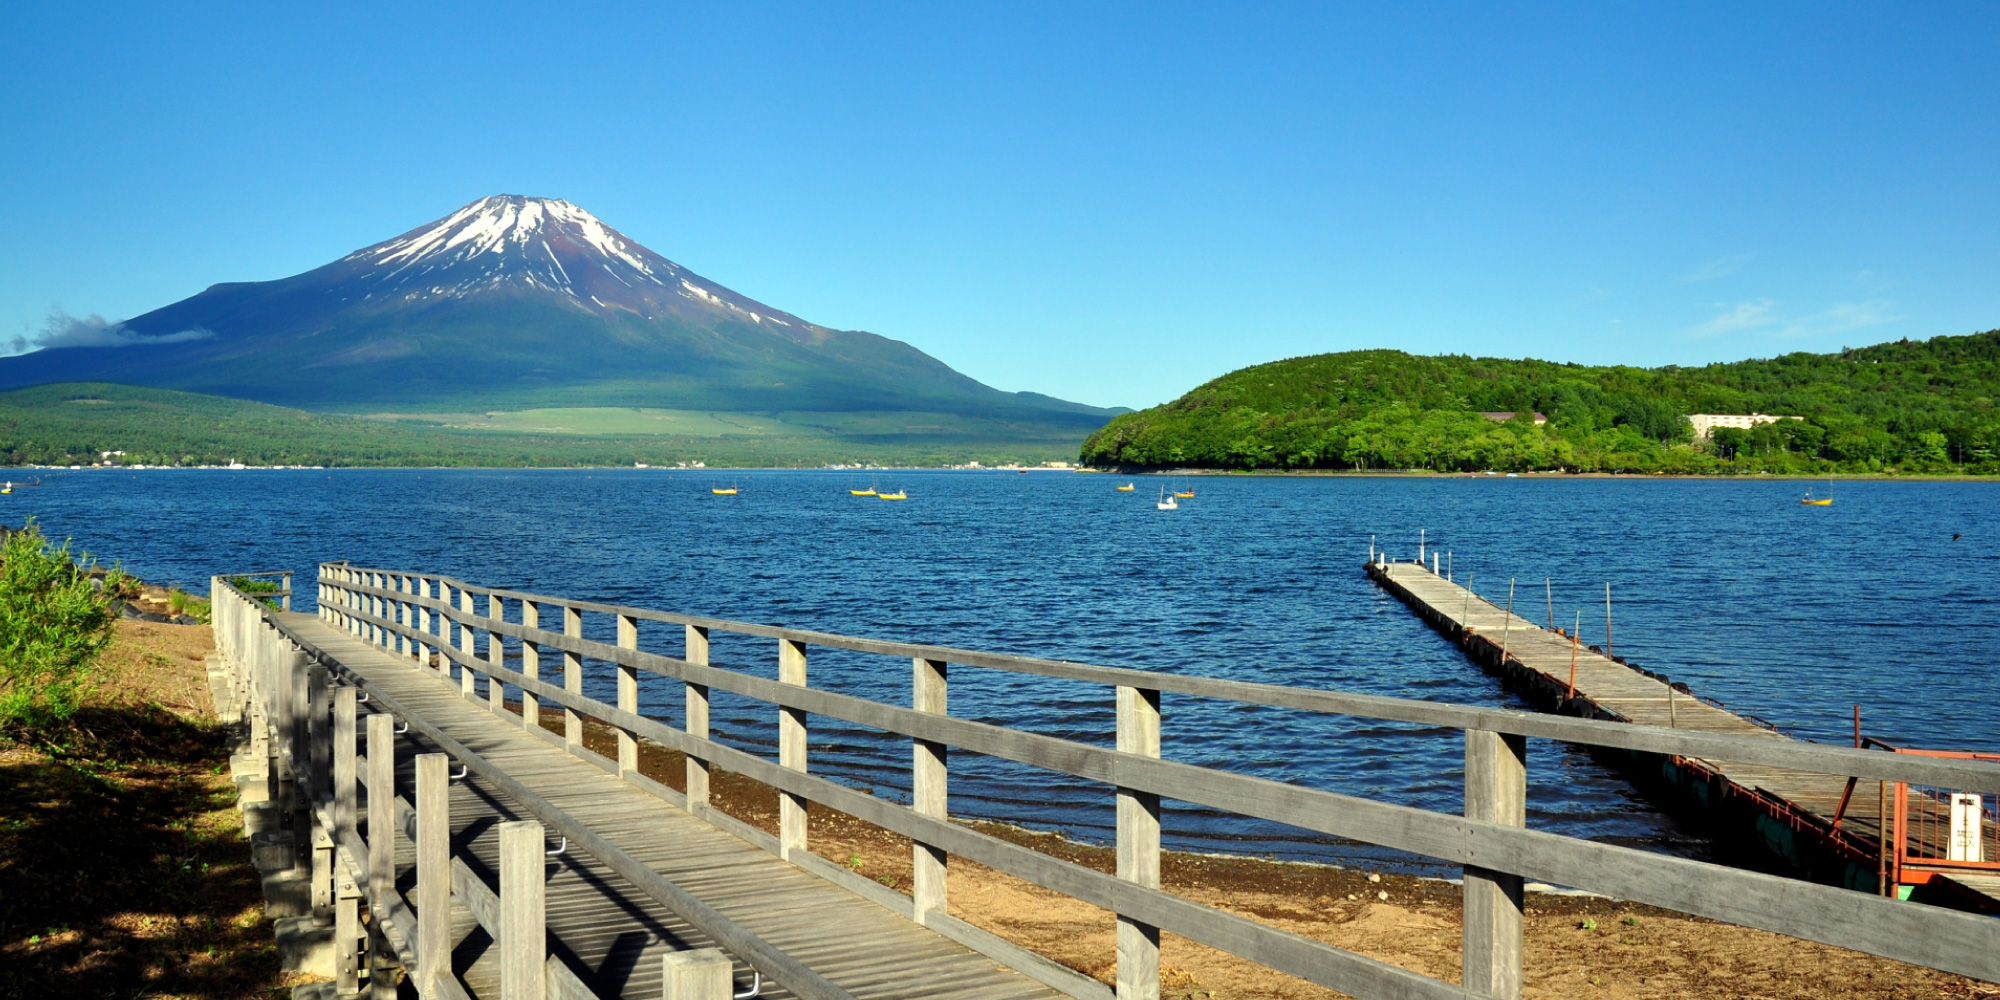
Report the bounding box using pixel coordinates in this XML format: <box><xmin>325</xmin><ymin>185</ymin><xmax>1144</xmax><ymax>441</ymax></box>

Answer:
<box><xmin>1886</xmin><ymin>747</ymin><xmax>2000</xmax><ymax>894</ymax></box>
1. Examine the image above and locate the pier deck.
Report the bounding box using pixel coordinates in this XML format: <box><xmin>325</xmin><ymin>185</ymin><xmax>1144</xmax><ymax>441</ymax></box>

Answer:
<box><xmin>276</xmin><ymin>612</ymin><xmax>1061</xmax><ymax>1000</ymax></box>
<box><xmin>1369</xmin><ymin>559</ymin><xmax>1998</xmax><ymax>907</ymax></box>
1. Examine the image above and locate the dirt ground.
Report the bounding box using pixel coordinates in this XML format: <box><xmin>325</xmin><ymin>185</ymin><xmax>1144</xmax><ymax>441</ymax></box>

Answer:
<box><xmin>552</xmin><ymin>710</ymin><xmax>1996</xmax><ymax>1000</ymax></box>
<box><xmin>0</xmin><ymin>617</ymin><xmax>303</xmax><ymax>1000</ymax></box>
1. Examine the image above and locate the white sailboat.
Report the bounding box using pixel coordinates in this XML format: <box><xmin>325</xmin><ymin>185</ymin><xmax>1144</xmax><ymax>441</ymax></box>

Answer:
<box><xmin>1156</xmin><ymin>486</ymin><xmax>1178</xmax><ymax>511</ymax></box>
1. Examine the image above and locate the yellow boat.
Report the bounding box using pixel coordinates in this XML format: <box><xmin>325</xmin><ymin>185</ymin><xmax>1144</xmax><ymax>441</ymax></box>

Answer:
<box><xmin>878</xmin><ymin>490</ymin><xmax>908</xmax><ymax>500</ymax></box>
<box><xmin>1173</xmin><ymin>488</ymin><xmax>1196</xmax><ymax>498</ymax></box>
<box><xmin>849</xmin><ymin>488</ymin><xmax>877</xmax><ymax>496</ymax></box>
<box><xmin>711</xmin><ymin>485</ymin><xmax>738</xmax><ymax>495</ymax></box>
<box><xmin>1801</xmin><ymin>498</ymin><xmax>1832</xmax><ymax>505</ymax></box>
<box><xmin>1116</xmin><ymin>483</ymin><xmax>1135</xmax><ymax>491</ymax></box>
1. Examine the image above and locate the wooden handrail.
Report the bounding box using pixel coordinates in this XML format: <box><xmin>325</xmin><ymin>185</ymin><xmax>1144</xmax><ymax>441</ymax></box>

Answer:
<box><xmin>324</xmin><ymin>566</ymin><xmax>2000</xmax><ymax>793</ymax></box>
<box><xmin>310</xmin><ymin>567</ymin><xmax>2000</xmax><ymax>989</ymax></box>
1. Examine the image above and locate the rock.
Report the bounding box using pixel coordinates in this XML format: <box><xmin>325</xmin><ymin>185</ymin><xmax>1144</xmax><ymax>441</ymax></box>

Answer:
<box><xmin>1377</xmin><ymin>890</ymin><xmax>1390</xmax><ymax>901</ymax></box>
<box><xmin>1367</xmin><ymin>872</ymin><xmax>1381</xmax><ymax>883</ymax></box>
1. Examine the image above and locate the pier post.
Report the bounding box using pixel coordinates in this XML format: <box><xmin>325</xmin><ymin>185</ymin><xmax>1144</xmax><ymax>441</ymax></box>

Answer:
<box><xmin>617</xmin><ymin>614</ymin><xmax>640</xmax><ymax>775</ymax></box>
<box><xmin>685</xmin><ymin>626</ymin><xmax>711</xmax><ymax>810</ymax></box>
<box><xmin>1464</xmin><ymin>728</ymin><xmax>1526</xmax><ymax>999</ymax></box>
<box><xmin>335</xmin><ymin>687</ymin><xmax>358</xmax><ymax>857</ymax></box>
<box><xmin>1116</xmin><ymin>684</ymin><xmax>1162</xmax><ymax>1000</ymax></box>
<box><xmin>661</xmin><ymin>948</ymin><xmax>732</xmax><ymax>999</ymax></box>
<box><xmin>912</xmin><ymin>656</ymin><xmax>949</xmax><ymax>924</ymax></box>
<box><xmin>489</xmin><ymin>594</ymin><xmax>507</xmax><ymax>715</ymax></box>
<box><xmin>366</xmin><ymin>712</ymin><xmax>397</xmax><ymax>1000</ymax></box>
<box><xmin>458</xmin><ymin>588</ymin><xmax>478</xmax><ymax>699</ymax></box>
<box><xmin>289</xmin><ymin>649</ymin><xmax>312</xmax><ymax>873</ymax></box>
<box><xmin>1500</xmin><ymin>579</ymin><xmax>1515</xmax><ymax>665</ymax></box>
<box><xmin>307</xmin><ymin>657</ymin><xmax>331</xmax><ymax>905</ymax></box>
<box><xmin>416</xmin><ymin>753</ymin><xmax>450</xmax><ymax>997</ymax></box>
<box><xmin>333</xmin><ymin>687</ymin><xmax>359</xmax><ymax>996</ymax></box>
<box><xmin>499</xmin><ymin>820</ymin><xmax>547</xmax><ymax>1000</ymax></box>
<box><xmin>778</xmin><ymin>638</ymin><xmax>809</xmax><ymax>859</ymax></box>
<box><xmin>282</xmin><ymin>571</ymin><xmax>292</xmax><ymax>612</ymax></box>
<box><xmin>521</xmin><ymin>599</ymin><xmax>540</xmax><ymax>730</ymax></box>
<box><xmin>563</xmin><ymin>607</ymin><xmax>583</xmax><ymax>749</ymax></box>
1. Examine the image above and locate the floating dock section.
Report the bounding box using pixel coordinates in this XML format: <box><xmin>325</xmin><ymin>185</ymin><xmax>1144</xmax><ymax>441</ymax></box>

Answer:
<box><xmin>1366</xmin><ymin>556</ymin><xmax>2000</xmax><ymax>910</ymax></box>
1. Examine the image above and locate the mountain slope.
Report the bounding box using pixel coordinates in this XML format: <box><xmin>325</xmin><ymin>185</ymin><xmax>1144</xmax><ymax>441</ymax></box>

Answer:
<box><xmin>1080</xmin><ymin>332</ymin><xmax>2000</xmax><ymax>474</ymax></box>
<box><xmin>0</xmin><ymin>196</ymin><xmax>1112</xmax><ymax>428</ymax></box>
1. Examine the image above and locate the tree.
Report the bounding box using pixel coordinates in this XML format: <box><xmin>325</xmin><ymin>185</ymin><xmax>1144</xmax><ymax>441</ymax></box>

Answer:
<box><xmin>0</xmin><ymin>520</ymin><xmax>116</xmax><ymax>727</ymax></box>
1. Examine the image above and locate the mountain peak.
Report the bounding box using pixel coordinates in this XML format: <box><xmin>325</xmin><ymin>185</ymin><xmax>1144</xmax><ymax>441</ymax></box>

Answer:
<box><xmin>322</xmin><ymin>195</ymin><xmax>816</xmax><ymax>332</ymax></box>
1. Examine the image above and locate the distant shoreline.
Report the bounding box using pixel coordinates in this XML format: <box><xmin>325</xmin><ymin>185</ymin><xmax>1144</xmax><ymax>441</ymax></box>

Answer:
<box><xmin>12</xmin><ymin>463</ymin><xmax>2000</xmax><ymax>481</ymax></box>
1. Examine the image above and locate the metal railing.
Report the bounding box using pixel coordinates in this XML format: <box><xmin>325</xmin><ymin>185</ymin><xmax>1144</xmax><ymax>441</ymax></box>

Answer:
<box><xmin>310</xmin><ymin>564</ymin><xmax>2000</xmax><ymax>998</ymax></box>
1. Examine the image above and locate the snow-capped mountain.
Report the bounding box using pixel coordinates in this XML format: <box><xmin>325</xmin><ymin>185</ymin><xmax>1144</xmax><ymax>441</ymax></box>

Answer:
<box><xmin>0</xmin><ymin>195</ymin><xmax>1114</xmax><ymax>425</ymax></box>
<box><xmin>331</xmin><ymin>196</ymin><xmax>821</xmax><ymax>339</ymax></box>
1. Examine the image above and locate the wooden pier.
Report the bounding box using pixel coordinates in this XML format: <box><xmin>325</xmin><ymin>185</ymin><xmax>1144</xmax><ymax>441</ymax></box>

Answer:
<box><xmin>1366</xmin><ymin>556</ymin><xmax>2000</xmax><ymax>911</ymax></box>
<box><xmin>210</xmin><ymin>564</ymin><xmax>2000</xmax><ymax>1000</ymax></box>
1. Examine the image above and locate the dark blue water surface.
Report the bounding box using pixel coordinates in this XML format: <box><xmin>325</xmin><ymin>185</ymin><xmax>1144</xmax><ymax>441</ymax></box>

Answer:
<box><xmin>18</xmin><ymin>470</ymin><xmax>2000</xmax><ymax>872</ymax></box>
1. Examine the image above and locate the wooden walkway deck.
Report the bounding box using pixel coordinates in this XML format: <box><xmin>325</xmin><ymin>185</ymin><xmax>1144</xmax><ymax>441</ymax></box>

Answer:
<box><xmin>1369</xmin><ymin>560</ymin><xmax>1996</xmax><ymax>907</ymax></box>
<box><xmin>277</xmin><ymin>612</ymin><xmax>1063</xmax><ymax>1000</ymax></box>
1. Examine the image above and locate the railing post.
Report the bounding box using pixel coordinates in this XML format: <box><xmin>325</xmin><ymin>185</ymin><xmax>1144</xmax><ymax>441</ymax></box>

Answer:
<box><xmin>913</xmin><ymin>656</ymin><xmax>949</xmax><ymax>925</ymax></box>
<box><xmin>368</xmin><ymin>572</ymin><xmax>383</xmax><ymax>647</ymax></box>
<box><xmin>521</xmin><ymin>599</ymin><xmax>540</xmax><ymax>731</ymax></box>
<box><xmin>416</xmin><ymin>753</ymin><xmax>451</xmax><ymax>998</ymax></box>
<box><xmin>685</xmin><ymin>625</ymin><xmax>711</xmax><ymax>811</ymax></box>
<box><xmin>459</xmin><ymin>587</ymin><xmax>477</xmax><ymax>700</ymax></box>
<box><xmin>1464</xmin><ymin>728</ymin><xmax>1527</xmax><ymax>999</ymax></box>
<box><xmin>563</xmin><ymin>606</ymin><xmax>583</xmax><ymax>749</ymax></box>
<box><xmin>499</xmin><ymin>820</ymin><xmax>547</xmax><ymax>1000</ymax></box>
<box><xmin>488</xmin><ymin>594</ymin><xmax>506</xmax><ymax>715</ymax></box>
<box><xmin>366</xmin><ymin>711</ymin><xmax>397</xmax><ymax>1000</ymax></box>
<box><xmin>661</xmin><ymin>947</ymin><xmax>731</xmax><ymax>999</ymax></box>
<box><xmin>281</xmin><ymin>571</ymin><xmax>292</xmax><ymax>611</ymax></box>
<box><xmin>289</xmin><ymin>648</ymin><xmax>312</xmax><ymax>874</ymax></box>
<box><xmin>333</xmin><ymin>686</ymin><xmax>360</xmax><ymax>995</ymax></box>
<box><xmin>617</xmin><ymin>614</ymin><xmax>640</xmax><ymax>775</ymax></box>
<box><xmin>1115</xmin><ymin>684</ymin><xmax>1161</xmax><ymax>1000</ymax></box>
<box><xmin>400</xmin><ymin>576</ymin><xmax>416</xmax><ymax>660</ymax></box>
<box><xmin>308</xmin><ymin>659</ymin><xmax>332</xmax><ymax>919</ymax></box>
<box><xmin>779</xmin><ymin>637</ymin><xmax>809</xmax><ymax>860</ymax></box>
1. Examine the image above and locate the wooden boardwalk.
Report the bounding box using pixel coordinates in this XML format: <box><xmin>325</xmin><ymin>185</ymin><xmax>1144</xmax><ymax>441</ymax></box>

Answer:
<box><xmin>276</xmin><ymin>612</ymin><xmax>1063</xmax><ymax>1000</ymax></box>
<box><xmin>1369</xmin><ymin>560</ymin><xmax>1999</xmax><ymax>908</ymax></box>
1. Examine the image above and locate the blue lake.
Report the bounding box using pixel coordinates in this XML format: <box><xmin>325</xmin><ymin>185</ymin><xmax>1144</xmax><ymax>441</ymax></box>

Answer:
<box><xmin>17</xmin><ymin>469</ymin><xmax>2000</xmax><ymax>872</ymax></box>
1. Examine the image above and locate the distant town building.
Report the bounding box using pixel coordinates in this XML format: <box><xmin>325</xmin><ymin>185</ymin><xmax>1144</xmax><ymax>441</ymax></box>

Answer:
<box><xmin>1477</xmin><ymin>411</ymin><xmax>1547</xmax><ymax>425</ymax></box>
<box><xmin>1687</xmin><ymin>413</ymin><xmax>1800</xmax><ymax>439</ymax></box>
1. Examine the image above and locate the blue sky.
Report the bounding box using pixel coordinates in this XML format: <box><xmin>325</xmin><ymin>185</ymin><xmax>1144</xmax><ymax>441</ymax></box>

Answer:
<box><xmin>3</xmin><ymin>3</ymin><xmax>1995</xmax><ymax>409</ymax></box>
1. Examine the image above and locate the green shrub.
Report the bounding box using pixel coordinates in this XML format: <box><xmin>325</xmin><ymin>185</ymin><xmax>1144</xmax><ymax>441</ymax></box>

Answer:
<box><xmin>0</xmin><ymin>519</ymin><xmax>116</xmax><ymax>727</ymax></box>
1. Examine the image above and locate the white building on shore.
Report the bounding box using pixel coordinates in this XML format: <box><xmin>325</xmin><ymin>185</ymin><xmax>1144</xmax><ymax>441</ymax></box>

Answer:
<box><xmin>1687</xmin><ymin>413</ymin><xmax>1801</xmax><ymax>439</ymax></box>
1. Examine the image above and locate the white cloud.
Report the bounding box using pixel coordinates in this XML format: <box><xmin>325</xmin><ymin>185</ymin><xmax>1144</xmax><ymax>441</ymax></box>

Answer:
<box><xmin>4</xmin><ymin>309</ymin><xmax>214</xmax><ymax>356</ymax></box>
<box><xmin>1681</xmin><ymin>253</ymin><xmax>1753</xmax><ymax>282</ymax></box>
<box><xmin>1685</xmin><ymin>299</ymin><xmax>1776</xmax><ymax>339</ymax></box>
<box><xmin>1776</xmin><ymin>299</ymin><xmax>1900</xmax><ymax>339</ymax></box>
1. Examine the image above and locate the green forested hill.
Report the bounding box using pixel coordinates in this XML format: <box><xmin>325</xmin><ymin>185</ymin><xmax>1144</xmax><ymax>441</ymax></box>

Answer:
<box><xmin>1080</xmin><ymin>331</ymin><xmax>2000</xmax><ymax>474</ymax></box>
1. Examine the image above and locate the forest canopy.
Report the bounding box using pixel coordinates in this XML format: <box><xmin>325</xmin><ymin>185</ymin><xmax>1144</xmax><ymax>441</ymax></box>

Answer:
<box><xmin>1079</xmin><ymin>331</ymin><xmax>2000</xmax><ymax>475</ymax></box>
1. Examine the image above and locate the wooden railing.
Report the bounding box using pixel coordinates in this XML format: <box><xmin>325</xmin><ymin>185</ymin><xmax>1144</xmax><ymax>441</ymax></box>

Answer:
<box><xmin>213</xmin><ymin>577</ymin><xmax>770</xmax><ymax>1000</ymax></box>
<box><xmin>304</xmin><ymin>563</ymin><xmax>2000</xmax><ymax>998</ymax></box>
